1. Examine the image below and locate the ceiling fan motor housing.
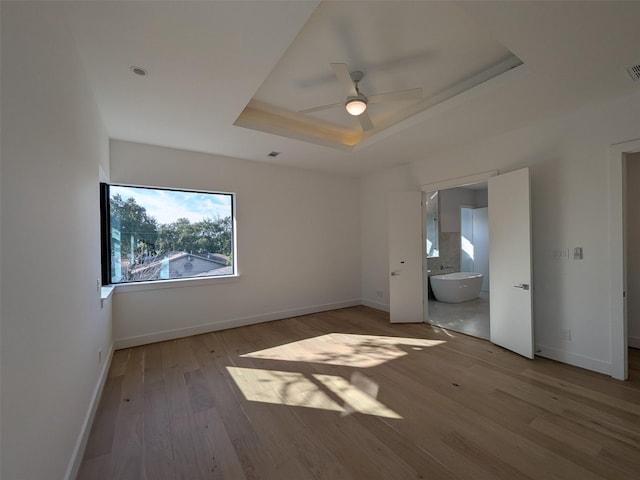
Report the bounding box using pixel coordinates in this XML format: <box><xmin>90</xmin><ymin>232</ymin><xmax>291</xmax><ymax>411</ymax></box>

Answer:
<box><xmin>350</xmin><ymin>70</ymin><xmax>364</xmax><ymax>83</ymax></box>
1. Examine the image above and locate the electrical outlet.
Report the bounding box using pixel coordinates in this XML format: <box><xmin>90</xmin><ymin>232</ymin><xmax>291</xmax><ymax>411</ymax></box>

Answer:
<box><xmin>376</xmin><ymin>290</ymin><xmax>383</xmax><ymax>297</ymax></box>
<box><xmin>561</xmin><ymin>329</ymin><xmax>572</xmax><ymax>341</ymax></box>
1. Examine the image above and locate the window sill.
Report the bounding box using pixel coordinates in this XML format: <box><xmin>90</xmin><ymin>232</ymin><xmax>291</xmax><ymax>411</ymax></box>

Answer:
<box><xmin>101</xmin><ymin>285</ymin><xmax>115</xmax><ymax>301</ymax></box>
<box><xmin>109</xmin><ymin>274</ymin><xmax>240</xmax><ymax>294</ymax></box>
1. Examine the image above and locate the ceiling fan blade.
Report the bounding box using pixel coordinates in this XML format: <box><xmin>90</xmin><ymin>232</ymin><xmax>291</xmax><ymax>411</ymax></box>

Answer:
<box><xmin>358</xmin><ymin>111</ymin><xmax>374</xmax><ymax>131</ymax></box>
<box><xmin>299</xmin><ymin>102</ymin><xmax>344</xmax><ymax>114</ymax></box>
<box><xmin>331</xmin><ymin>63</ymin><xmax>357</xmax><ymax>96</ymax></box>
<box><xmin>367</xmin><ymin>88</ymin><xmax>423</xmax><ymax>104</ymax></box>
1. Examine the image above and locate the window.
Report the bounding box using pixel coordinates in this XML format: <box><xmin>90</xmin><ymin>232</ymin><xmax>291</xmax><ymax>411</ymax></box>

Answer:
<box><xmin>100</xmin><ymin>184</ymin><xmax>235</xmax><ymax>284</ymax></box>
<box><xmin>425</xmin><ymin>190</ymin><xmax>439</xmax><ymax>258</ymax></box>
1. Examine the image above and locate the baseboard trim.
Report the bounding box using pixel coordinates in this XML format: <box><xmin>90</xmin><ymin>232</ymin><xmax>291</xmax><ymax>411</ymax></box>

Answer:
<box><xmin>534</xmin><ymin>344</ymin><xmax>611</xmax><ymax>376</ymax></box>
<box><xmin>361</xmin><ymin>299</ymin><xmax>390</xmax><ymax>312</ymax></box>
<box><xmin>65</xmin><ymin>343</ymin><xmax>114</xmax><ymax>480</ymax></box>
<box><xmin>114</xmin><ymin>299</ymin><xmax>361</xmax><ymax>349</ymax></box>
<box><xmin>629</xmin><ymin>336</ymin><xmax>640</xmax><ymax>349</ymax></box>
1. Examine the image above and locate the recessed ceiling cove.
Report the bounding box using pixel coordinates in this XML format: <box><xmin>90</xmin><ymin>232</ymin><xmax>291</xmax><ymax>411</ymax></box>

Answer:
<box><xmin>234</xmin><ymin>1</ymin><xmax>522</xmax><ymax>150</ymax></box>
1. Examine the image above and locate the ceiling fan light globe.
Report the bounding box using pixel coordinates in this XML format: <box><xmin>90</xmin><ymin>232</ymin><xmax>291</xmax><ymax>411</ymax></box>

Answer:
<box><xmin>345</xmin><ymin>98</ymin><xmax>367</xmax><ymax>116</ymax></box>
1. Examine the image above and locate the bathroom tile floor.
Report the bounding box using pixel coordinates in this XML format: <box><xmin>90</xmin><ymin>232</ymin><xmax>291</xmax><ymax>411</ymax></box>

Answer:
<box><xmin>427</xmin><ymin>292</ymin><xmax>490</xmax><ymax>340</ymax></box>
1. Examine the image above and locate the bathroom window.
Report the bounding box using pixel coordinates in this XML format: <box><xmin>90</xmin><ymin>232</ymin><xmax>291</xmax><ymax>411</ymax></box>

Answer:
<box><xmin>100</xmin><ymin>183</ymin><xmax>235</xmax><ymax>284</ymax></box>
<box><xmin>426</xmin><ymin>190</ymin><xmax>439</xmax><ymax>258</ymax></box>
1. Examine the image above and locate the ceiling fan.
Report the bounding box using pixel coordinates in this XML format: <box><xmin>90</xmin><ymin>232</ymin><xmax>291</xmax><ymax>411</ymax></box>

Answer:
<box><xmin>299</xmin><ymin>63</ymin><xmax>423</xmax><ymax>131</ymax></box>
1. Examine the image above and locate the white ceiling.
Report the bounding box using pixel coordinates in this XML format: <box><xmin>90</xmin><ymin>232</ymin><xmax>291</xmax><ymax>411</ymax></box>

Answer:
<box><xmin>65</xmin><ymin>1</ymin><xmax>640</xmax><ymax>177</ymax></box>
<box><xmin>239</xmin><ymin>1</ymin><xmax>520</xmax><ymax>148</ymax></box>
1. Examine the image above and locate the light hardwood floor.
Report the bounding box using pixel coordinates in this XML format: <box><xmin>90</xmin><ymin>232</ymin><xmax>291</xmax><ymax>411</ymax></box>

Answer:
<box><xmin>78</xmin><ymin>306</ymin><xmax>640</xmax><ymax>479</ymax></box>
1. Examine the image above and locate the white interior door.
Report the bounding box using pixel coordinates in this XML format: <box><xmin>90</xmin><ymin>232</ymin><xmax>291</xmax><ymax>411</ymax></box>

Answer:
<box><xmin>489</xmin><ymin>168</ymin><xmax>534</xmax><ymax>358</ymax></box>
<box><xmin>389</xmin><ymin>191</ymin><xmax>424</xmax><ymax>323</ymax></box>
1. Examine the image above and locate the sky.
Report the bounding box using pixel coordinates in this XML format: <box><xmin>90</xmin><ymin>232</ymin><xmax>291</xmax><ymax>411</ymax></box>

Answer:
<box><xmin>111</xmin><ymin>185</ymin><xmax>232</xmax><ymax>225</ymax></box>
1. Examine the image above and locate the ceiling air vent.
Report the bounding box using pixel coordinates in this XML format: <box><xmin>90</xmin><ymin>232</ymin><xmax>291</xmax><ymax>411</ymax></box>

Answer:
<box><xmin>625</xmin><ymin>64</ymin><xmax>640</xmax><ymax>81</ymax></box>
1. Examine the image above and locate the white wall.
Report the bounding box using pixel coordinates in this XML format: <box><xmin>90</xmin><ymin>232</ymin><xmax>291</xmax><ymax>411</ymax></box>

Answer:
<box><xmin>0</xmin><ymin>0</ymin><xmax>3</xmax><ymax>473</ymax></box>
<box><xmin>439</xmin><ymin>187</ymin><xmax>476</xmax><ymax>233</ymax></box>
<box><xmin>109</xmin><ymin>140</ymin><xmax>361</xmax><ymax>346</ymax></box>
<box><xmin>474</xmin><ymin>189</ymin><xmax>488</xmax><ymax>207</ymax></box>
<box><xmin>1</xmin><ymin>3</ymin><xmax>112</xmax><ymax>479</ymax></box>
<box><xmin>626</xmin><ymin>153</ymin><xmax>640</xmax><ymax>348</ymax></box>
<box><xmin>361</xmin><ymin>89</ymin><xmax>640</xmax><ymax>375</ymax></box>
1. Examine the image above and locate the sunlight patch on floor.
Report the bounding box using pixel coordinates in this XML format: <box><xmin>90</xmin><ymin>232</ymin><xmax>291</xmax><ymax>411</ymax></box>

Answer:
<box><xmin>226</xmin><ymin>366</ymin><xmax>343</xmax><ymax>411</ymax></box>
<box><xmin>227</xmin><ymin>366</ymin><xmax>402</xmax><ymax>419</ymax></box>
<box><xmin>314</xmin><ymin>371</ymin><xmax>401</xmax><ymax>419</ymax></box>
<box><xmin>240</xmin><ymin>333</ymin><xmax>445</xmax><ymax>368</ymax></box>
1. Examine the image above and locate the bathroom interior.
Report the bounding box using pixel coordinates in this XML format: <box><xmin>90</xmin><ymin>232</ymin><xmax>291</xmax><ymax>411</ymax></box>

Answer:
<box><xmin>425</xmin><ymin>183</ymin><xmax>490</xmax><ymax>339</ymax></box>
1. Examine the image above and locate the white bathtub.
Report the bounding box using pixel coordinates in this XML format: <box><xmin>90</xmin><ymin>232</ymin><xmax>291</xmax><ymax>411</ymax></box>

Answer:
<box><xmin>430</xmin><ymin>272</ymin><xmax>484</xmax><ymax>303</ymax></box>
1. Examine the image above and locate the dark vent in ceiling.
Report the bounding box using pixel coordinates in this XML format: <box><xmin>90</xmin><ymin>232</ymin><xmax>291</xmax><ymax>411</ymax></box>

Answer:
<box><xmin>625</xmin><ymin>64</ymin><xmax>640</xmax><ymax>81</ymax></box>
<box><xmin>130</xmin><ymin>66</ymin><xmax>148</xmax><ymax>76</ymax></box>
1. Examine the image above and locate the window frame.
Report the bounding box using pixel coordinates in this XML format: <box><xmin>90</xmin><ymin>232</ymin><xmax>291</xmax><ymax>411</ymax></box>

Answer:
<box><xmin>100</xmin><ymin>182</ymin><xmax>236</xmax><ymax>286</ymax></box>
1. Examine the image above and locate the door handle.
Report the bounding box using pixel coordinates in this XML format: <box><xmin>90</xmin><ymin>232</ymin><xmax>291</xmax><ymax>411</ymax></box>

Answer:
<box><xmin>513</xmin><ymin>284</ymin><xmax>530</xmax><ymax>290</ymax></box>
<box><xmin>391</xmin><ymin>271</ymin><xmax>400</xmax><ymax>276</ymax></box>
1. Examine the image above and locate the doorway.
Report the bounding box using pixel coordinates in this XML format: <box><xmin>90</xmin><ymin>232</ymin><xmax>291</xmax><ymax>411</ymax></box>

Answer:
<box><xmin>389</xmin><ymin>168</ymin><xmax>533</xmax><ymax>358</ymax></box>
<box><xmin>610</xmin><ymin>139</ymin><xmax>640</xmax><ymax>380</ymax></box>
<box><xmin>426</xmin><ymin>183</ymin><xmax>490</xmax><ymax>339</ymax></box>
<box><xmin>416</xmin><ymin>168</ymin><xmax>534</xmax><ymax>359</ymax></box>
<box><xmin>625</xmin><ymin>153</ymin><xmax>640</xmax><ymax>355</ymax></box>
